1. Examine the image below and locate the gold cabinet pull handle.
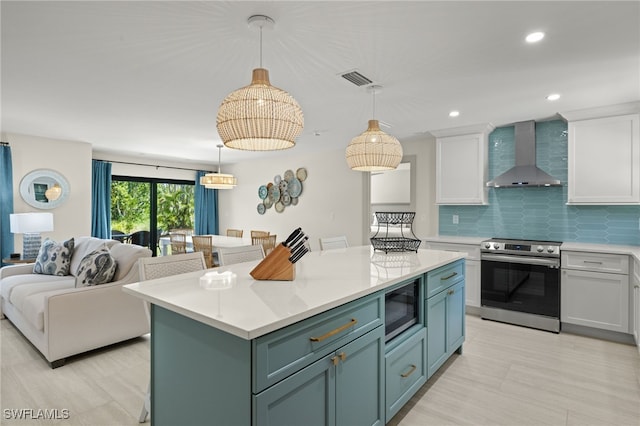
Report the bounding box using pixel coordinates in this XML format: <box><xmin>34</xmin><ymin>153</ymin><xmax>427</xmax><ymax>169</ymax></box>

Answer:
<box><xmin>310</xmin><ymin>318</ymin><xmax>357</xmax><ymax>342</ymax></box>
<box><xmin>339</xmin><ymin>352</ymin><xmax>347</xmax><ymax>362</ymax></box>
<box><xmin>400</xmin><ymin>364</ymin><xmax>417</xmax><ymax>378</ymax></box>
<box><xmin>331</xmin><ymin>356</ymin><xmax>339</xmax><ymax>366</ymax></box>
<box><xmin>448</xmin><ymin>289</ymin><xmax>455</xmax><ymax>295</ymax></box>
<box><xmin>441</xmin><ymin>272</ymin><xmax>458</xmax><ymax>281</ymax></box>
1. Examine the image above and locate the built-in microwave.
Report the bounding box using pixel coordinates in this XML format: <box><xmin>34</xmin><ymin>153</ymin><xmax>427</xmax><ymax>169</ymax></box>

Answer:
<box><xmin>385</xmin><ymin>279</ymin><xmax>420</xmax><ymax>342</ymax></box>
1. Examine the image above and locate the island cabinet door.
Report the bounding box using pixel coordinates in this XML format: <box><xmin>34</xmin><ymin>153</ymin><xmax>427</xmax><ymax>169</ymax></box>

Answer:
<box><xmin>253</xmin><ymin>326</ymin><xmax>384</xmax><ymax>426</ymax></box>
<box><xmin>446</xmin><ymin>281</ymin><xmax>465</xmax><ymax>352</ymax></box>
<box><xmin>426</xmin><ymin>290</ymin><xmax>448</xmax><ymax>379</ymax></box>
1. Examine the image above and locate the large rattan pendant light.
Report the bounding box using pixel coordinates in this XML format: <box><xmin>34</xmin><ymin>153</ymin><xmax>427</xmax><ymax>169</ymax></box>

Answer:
<box><xmin>216</xmin><ymin>15</ymin><xmax>304</xmax><ymax>151</ymax></box>
<box><xmin>346</xmin><ymin>85</ymin><xmax>403</xmax><ymax>171</ymax></box>
<box><xmin>200</xmin><ymin>145</ymin><xmax>237</xmax><ymax>189</ymax></box>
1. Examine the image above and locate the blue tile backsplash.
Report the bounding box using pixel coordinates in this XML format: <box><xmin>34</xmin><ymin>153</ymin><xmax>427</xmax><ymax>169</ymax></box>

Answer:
<box><xmin>439</xmin><ymin>119</ymin><xmax>640</xmax><ymax>245</ymax></box>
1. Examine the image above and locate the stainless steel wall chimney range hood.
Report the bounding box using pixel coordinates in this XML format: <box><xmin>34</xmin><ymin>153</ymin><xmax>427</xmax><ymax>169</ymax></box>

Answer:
<box><xmin>486</xmin><ymin>120</ymin><xmax>561</xmax><ymax>188</ymax></box>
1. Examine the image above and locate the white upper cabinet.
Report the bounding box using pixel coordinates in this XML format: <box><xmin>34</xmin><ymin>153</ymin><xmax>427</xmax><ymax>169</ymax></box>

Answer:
<box><xmin>562</xmin><ymin>102</ymin><xmax>640</xmax><ymax>205</ymax></box>
<box><xmin>432</xmin><ymin>123</ymin><xmax>494</xmax><ymax>205</ymax></box>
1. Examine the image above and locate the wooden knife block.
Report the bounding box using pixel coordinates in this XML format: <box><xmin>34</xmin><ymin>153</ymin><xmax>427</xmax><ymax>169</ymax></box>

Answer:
<box><xmin>250</xmin><ymin>243</ymin><xmax>296</xmax><ymax>281</ymax></box>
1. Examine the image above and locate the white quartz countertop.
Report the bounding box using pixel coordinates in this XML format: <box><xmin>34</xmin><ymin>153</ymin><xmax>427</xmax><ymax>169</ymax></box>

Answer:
<box><xmin>560</xmin><ymin>241</ymin><xmax>640</xmax><ymax>261</ymax></box>
<box><xmin>423</xmin><ymin>235</ymin><xmax>489</xmax><ymax>245</ymax></box>
<box><xmin>123</xmin><ymin>246</ymin><xmax>464</xmax><ymax>340</ymax></box>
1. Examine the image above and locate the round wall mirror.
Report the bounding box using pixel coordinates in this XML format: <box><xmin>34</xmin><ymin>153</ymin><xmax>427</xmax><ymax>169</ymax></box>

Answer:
<box><xmin>19</xmin><ymin>169</ymin><xmax>70</xmax><ymax>209</ymax></box>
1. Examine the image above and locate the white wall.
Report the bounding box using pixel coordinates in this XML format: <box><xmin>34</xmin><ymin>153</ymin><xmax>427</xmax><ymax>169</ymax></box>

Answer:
<box><xmin>398</xmin><ymin>136</ymin><xmax>438</xmax><ymax>239</ymax></box>
<box><xmin>219</xmin><ymin>148</ymin><xmax>366</xmax><ymax>252</ymax></box>
<box><xmin>6</xmin><ymin>132</ymin><xmax>92</xmax><ymax>250</ymax></box>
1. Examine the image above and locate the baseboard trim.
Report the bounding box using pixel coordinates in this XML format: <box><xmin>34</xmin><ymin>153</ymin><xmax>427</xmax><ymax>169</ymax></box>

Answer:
<box><xmin>561</xmin><ymin>322</ymin><xmax>635</xmax><ymax>345</ymax></box>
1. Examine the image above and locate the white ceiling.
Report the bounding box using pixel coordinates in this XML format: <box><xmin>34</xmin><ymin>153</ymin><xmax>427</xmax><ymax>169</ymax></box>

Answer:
<box><xmin>2</xmin><ymin>1</ymin><xmax>639</xmax><ymax>167</ymax></box>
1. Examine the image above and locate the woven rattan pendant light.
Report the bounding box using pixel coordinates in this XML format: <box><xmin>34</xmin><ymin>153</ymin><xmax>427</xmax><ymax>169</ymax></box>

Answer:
<box><xmin>346</xmin><ymin>85</ymin><xmax>403</xmax><ymax>171</ymax></box>
<box><xmin>216</xmin><ymin>15</ymin><xmax>304</xmax><ymax>151</ymax></box>
<box><xmin>200</xmin><ymin>145</ymin><xmax>237</xmax><ymax>189</ymax></box>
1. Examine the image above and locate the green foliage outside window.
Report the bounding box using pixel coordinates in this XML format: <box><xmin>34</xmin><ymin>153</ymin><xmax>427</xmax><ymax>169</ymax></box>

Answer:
<box><xmin>111</xmin><ymin>181</ymin><xmax>194</xmax><ymax>234</ymax></box>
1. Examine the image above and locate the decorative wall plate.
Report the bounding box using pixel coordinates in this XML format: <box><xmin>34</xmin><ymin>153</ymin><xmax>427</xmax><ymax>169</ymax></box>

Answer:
<box><xmin>284</xmin><ymin>169</ymin><xmax>294</xmax><ymax>181</ymax></box>
<box><xmin>258</xmin><ymin>185</ymin><xmax>268</xmax><ymax>200</ymax></box>
<box><xmin>275</xmin><ymin>201</ymin><xmax>285</xmax><ymax>213</ymax></box>
<box><xmin>257</xmin><ymin>203</ymin><xmax>266</xmax><ymax>215</ymax></box>
<box><xmin>296</xmin><ymin>167</ymin><xmax>307</xmax><ymax>181</ymax></box>
<box><xmin>288</xmin><ymin>178</ymin><xmax>302</xmax><ymax>197</ymax></box>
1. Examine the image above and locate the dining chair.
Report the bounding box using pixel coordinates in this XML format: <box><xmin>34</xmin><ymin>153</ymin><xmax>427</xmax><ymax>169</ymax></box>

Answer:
<box><xmin>137</xmin><ymin>252</ymin><xmax>207</xmax><ymax>423</ymax></box>
<box><xmin>226</xmin><ymin>229</ymin><xmax>244</xmax><ymax>238</ymax></box>
<box><xmin>319</xmin><ymin>235</ymin><xmax>349</xmax><ymax>250</ymax></box>
<box><xmin>130</xmin><ymin>230</ymin><xmax>152</xmax><ymax>249</ymax></box>
<box><xmin>252</xmin><ymin>234</ymin><xmax>277</xmax><ymax>255</ymax></box>
<box><xmin>192</xmin><ymin>235</ymin><xmax>215</xmax><ymax>268</ymax></box>
<box><xmin>218</xmin><ymin>244</ymin><xmax>265</xmax><ymax>266</ymax></box>
<box><xmin>169</xmin><ymin>233</ymin><xmax>187</xmax><ymax>254</ymax></box>
<box><xmin>250</xmin><ymin>230</ymin><xmax>269</xmax><ymax>238</ymax></box>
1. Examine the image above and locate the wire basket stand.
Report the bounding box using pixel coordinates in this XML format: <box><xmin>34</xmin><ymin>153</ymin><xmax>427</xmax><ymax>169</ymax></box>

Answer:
<box><xmin>370</xmin><ymin>212</ymin><xmax>421</xmax><ymax>253</ymax></box>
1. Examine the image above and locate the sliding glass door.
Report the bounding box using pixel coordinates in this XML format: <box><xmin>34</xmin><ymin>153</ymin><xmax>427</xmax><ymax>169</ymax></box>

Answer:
<box><xmin>111</xmin><ymin>176</ymin><xmax>194</xmax><ymax>256</ymax></box>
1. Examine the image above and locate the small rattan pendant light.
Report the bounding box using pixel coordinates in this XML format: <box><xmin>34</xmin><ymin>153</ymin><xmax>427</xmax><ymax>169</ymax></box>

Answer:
<box><xmin>200</xmin><ymin>145</ymin><xmax>237</xmax><ymax>189</ymax></box>
<box><xmin>216</xmin><ymin>15</ymin><xmax>304</xmax><ymax>151</ymax></box>
<box><xmin>346</xmin><ymin>85</ymin><xmax>403</xmax><ymax>171</ymax></box>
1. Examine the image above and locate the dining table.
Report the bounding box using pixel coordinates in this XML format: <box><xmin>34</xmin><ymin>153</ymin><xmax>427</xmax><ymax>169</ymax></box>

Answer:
<box><xmin>158</xmin><ymin>234</ymin><xmax>253</xmax><ymax>256</ymax></box>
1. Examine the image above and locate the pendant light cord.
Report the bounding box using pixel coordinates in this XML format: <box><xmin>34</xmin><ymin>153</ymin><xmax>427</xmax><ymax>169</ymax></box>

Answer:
<box><xmin>259</xmin><ymin>25</ymin><xmax>263</xmax><ymax>67</ymax></box>
<box><xmin>372</xmin><ymin>90</ymin><xmax>376</xmax><ymax>119</ymax></box>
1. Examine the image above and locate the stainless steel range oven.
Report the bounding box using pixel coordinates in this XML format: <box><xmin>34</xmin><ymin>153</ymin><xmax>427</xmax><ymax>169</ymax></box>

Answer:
<box><xmin>480</xmin><ymin>238</ymin><xmax>561</xmax><ymax>333</ymax></box>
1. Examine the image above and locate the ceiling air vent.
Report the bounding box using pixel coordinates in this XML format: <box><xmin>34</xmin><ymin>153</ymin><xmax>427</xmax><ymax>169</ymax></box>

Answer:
<box><xmin>340</xmin><ymin>70</ymin><xmax>373</xmax><ymax>87</ymax></box>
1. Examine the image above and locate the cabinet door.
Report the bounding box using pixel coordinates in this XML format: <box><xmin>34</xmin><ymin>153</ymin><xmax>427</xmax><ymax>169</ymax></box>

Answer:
<box><xmin>254</xmin><ymin>353</ymin><xmax>335</xmax><ymax>426</ymax></box>
<box><xmin>561</xmin><ymin>269</ymin><xmax>629</xmax><ymax>333</ymax></box>
<box><xmin>254</xmin><ymin>327</ymin><xmax>384</xmax><ymax>426</ymax></box>
<box><xmin>385</xmin><ymin>328</ymin><xmax>427</xmax><ymax>421</ymax></box>
<box><xmin>336</xmin><ymin>326</ymin><xmax>384</xmax><ymax>426</ymax></box>
<box><xmin>568</xmin><ymin>113</ymin><xmax>640</xmax><ymax>204</ymax></box>
<box><xmin>426</xmin><ymin>290</ymin><xmax>447</xmax><ymax>378</ymax></box>
<box><xmin>446</xmin><ymin>281</ymin><xmax>465</xmax><ymax>353</ymax></box>
<box><xmin>436</xmin><ymin>133</ymin><xmax>488</xmax><ymax>205</ymax></box>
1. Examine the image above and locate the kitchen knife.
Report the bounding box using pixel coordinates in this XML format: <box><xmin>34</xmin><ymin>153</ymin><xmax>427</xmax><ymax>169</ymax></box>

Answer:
<box><xmin>289</xmin><ymin>236</ymin><xmax>308</xmax><ymax>255</ymax></box>
<box><xmin>288</xmin><ymin>232</ymin><xmax>306</xmax><ymax>249</ymax></box>
<box><xmin>283</xmin><ymin>228</ymin><xmax>302</xmax><ymax>247</ymax></box>
<box><xmin>289</xmin><ymin>246</ymin><xmax>309</xmax><ymax>263</ymax></box>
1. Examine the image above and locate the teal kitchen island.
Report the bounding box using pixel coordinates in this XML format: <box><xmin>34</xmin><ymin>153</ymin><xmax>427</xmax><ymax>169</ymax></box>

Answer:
<box><xmin>123</xmin><ymin>246</ymin><xmax>466</xmax><ymax>426</ymax></box>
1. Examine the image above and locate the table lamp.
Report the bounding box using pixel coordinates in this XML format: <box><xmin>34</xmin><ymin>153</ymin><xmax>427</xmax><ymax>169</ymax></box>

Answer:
<box><xmin>9</xmin><ymin>212</ymin><xmax>54</xmax><ymax>259</ymax></box>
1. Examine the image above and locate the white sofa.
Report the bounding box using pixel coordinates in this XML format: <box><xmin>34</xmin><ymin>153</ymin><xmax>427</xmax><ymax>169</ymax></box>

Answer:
<box><xmin>0</xmin><ymin>236</ymin><xmax>151</xmax><ymax>367</ymax></box>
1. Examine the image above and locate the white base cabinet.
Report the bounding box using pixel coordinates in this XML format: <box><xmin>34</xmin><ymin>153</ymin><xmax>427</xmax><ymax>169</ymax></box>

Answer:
<box><xmin>561</xmin><ymin>251</ymin><xmax>629</xmax><ymax>333</ymax></box>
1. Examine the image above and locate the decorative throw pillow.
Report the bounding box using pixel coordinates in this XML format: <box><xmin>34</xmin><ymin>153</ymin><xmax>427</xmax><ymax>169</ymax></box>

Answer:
<box><xmin>75</xmin><ymin>246</ymin><xmax>117</xmax><ymax>287</ymax></box>
<box><xmin>33</xmin><ymin>238</ymin><xmax>75</xmax><ymax>276</ymax></box>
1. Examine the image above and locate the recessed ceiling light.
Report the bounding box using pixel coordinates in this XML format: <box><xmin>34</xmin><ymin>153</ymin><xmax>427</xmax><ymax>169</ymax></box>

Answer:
<box><xmin>449</xmin><ymin>110</ymin><xmax>460</xmax><ymax>117</ymax></box>
<box><xmin>526</xmin><ymin>32</ymin><xmax>545</xmax><ymax>43</ymax></box>
<box><xmin>546</xmin><ymin>93</ymin><xmax>561</xmax><ymax>101</ymax></box>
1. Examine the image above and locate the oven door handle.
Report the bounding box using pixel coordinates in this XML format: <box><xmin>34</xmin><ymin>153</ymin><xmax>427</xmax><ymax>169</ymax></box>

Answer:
<box><xmin>481</xmin><ymin>253</ymin><xmax>559</xmax><ymax>268</ymax></box>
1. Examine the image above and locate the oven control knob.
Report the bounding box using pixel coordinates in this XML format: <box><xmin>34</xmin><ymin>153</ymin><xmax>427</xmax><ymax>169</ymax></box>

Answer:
<box><xmin>536</xmin><ymin>245</ymin><xmax>544</xmax><ymax>252</ymax></box>
<box><xmin>484</xmin><ymin>242</ymin><xmax>491</xmax><ymax>249</ymax></box>
<box><xmin>492</xmin><ymin>243</ymin><xmax>500</xmax><ymax>249</ymax></box>
<box><xmin>547</xmin><ymin>246</ymin><xmax>555</xmax><ymax>254</ymax></box>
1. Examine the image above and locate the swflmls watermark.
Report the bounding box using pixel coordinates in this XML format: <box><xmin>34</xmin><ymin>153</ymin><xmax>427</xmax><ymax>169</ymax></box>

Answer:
<box><xmin>3</xmin><ymin>408</ymin><xmax>70</xmax><ymax>420</ymax></box>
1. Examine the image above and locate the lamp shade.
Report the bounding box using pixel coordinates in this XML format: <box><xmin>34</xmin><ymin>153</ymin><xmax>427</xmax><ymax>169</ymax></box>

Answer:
<box><xmin>216</xmin><ymin>68</ymin><xmax>304</xmax><ymax>151</ymax></box>
<box><xmin>10</xmin><ymin>212</ymin><xmax>54</xmax><ymax>233</ymax></box>
<box><xmin>346</xmin><ymin>120</ymin><xmax>403</xmax><ymax>171</ymax></box>
<box><xmin>200</xmin><ymin>173</ymin><xmax>237</xmax><ymax>189</ymax></box>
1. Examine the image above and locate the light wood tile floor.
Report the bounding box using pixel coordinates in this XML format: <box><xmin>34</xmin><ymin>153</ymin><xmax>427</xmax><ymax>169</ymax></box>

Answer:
<box><xmin>1</xmin><ymin>315</ymin><xmax>639</xmax><ymax>425</ymax></box>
